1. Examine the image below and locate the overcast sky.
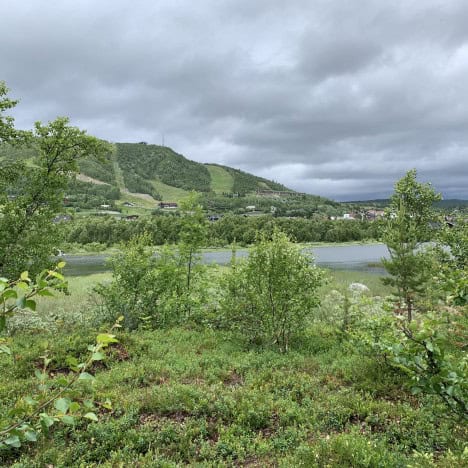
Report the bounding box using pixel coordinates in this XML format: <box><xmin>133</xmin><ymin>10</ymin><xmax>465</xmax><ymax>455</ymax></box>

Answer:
<box><xmin>2</xmin><ymin>0</ymin><xmax>467</xmax><ymax>200</ymax></box>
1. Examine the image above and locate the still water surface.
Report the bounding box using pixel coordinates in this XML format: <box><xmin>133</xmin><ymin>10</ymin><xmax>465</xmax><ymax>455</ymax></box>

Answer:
<box><xmin>63</xmin><ymin>244</ymin><xmax>390</xmax><ymax>276</ymax></box>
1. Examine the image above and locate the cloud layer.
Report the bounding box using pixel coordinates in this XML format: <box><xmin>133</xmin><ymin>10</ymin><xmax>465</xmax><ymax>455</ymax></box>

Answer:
<box><xmin>2</xmin><ymin>0</ymin><xmax>467</xmax><ymax>199</ymax></box>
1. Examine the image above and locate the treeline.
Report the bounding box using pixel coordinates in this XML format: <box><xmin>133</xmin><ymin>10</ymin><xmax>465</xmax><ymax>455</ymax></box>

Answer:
<box><xmin>201</xmin><ymin>193</ymin><xmax>341</xmax><ymax>217</ymax></box>
<box><xmin>61</xmin><ymin>214</ymin><xmax>382</xmax><ymax>247</ymax></box>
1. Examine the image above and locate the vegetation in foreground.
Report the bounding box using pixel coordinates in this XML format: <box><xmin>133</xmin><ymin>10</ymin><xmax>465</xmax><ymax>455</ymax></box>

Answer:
<box><xmin>1</xmin><ymin>269</ymin><xmax>466</xmax><ymax>467</ymax></box>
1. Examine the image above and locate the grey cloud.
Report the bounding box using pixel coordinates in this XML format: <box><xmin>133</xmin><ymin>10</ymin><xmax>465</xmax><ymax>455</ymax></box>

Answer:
<box><xmin>1</xmin><ymin>0</ymin><xmax>467</xmax><ymax>200</ymax></box>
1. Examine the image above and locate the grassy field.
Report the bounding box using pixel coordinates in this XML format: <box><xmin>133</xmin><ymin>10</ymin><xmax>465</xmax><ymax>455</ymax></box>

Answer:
<box><xmin>327</xmin><ymin>270</ymin><xmax>390</xmax><ymax>297</ymax></box>
<box><xmin>206</xmin><ymin>164</ymin><xmax>234</xmax><ymax>194</ymax></box>
<box><xmin>118</xmin><ymin>191</ymin><xmax>157</xmax><ymax>209</ymax></box>
<box><xmin>152</xmin><ymin>178</ymin><xmax>189</xmax><ymax>202</ymax></box>
<box><xmin>1</xmin><ymin>270</ymin><xmax>466</xmax><ymax>466</ymax></box>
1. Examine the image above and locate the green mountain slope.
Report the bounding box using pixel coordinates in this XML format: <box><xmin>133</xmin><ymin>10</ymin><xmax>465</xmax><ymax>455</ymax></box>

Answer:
<box><xmin>115</xmin><ymin>143</ymin><xmax>211</xmax><ymax>198</ymax></box>
<box><xmin>1</xmin><ymin>141</ymin><xmax>342</xmax><ymax>213</ymax></box>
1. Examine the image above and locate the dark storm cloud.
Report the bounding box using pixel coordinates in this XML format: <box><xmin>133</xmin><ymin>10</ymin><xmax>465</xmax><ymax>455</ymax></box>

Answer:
<box><xmin>1</xmin><ymin>0</ymin><xmax>467</xmax><ymax>199</ymax></box>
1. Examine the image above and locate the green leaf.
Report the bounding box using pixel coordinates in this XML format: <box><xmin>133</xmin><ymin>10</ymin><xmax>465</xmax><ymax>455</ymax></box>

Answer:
<box><xmin>78</xmin><ymin>372</ymin><xmax>95</xmax><ymax>381</ymax></box>
<box><xmin>96</xmin><ymin>333</ymin><xmax>118</xmax><ymax>345</ymax></box>
<box><xmin>1</xmin><ymin>289</ymin><xmax>17</xmax><ymax>300</ymax></box>
<box><xmin>61</xmin><ymin>415</ymin><xmax>75</xmax><ymax>426</ymax></box>
<box><xmin>4</xmin><ymin>435</ymin><xmax>21</xmax><ymax>448</ymax></box>
<box><xmin>0</xmin><ymin>344</ymin><xmax>11</xmax><ymax>355</ymax></box>
<box><xmin>91</xmin><ymin>352</ymin><xmax>104</xmax><ymax>361</ymax></box>
<box><xmin>34</xmin><ymin>369</ymin><xmax>46</xmax><ymax>381</ymax></box>
<box><xmin>40</xmin><ymin>413</ymin><xmax>55</xmax><ymax>428</ymax></box>
<box><xmin>102</xmin><ymin>399</ymin><xmax>113</xmax><ymax>410</ymax></box>
<box><xmin>65</xmin><ymin>356</ymin><xmax>79</xmax><ymax>371</ymax></box>
<box><xmin>25</xmin><ymin>299</ymin><xmax>36</xmax><ymax>311</ymax></box>
<box><xmin>47</xmin><ymin>270</ymin><xmax>64</xmax><ymax>281</ymax></box>
<box><xmin>37</xmin><ymin>289</ymin><xmax>55</xmax><ymax>297</ymax></box>
<box><xmin>54</xmin><ymin>397</ymin><xmax>70</xmax><ymax>414</ymax></box>
<box><xmin>69</xmin><ymin>401</ymin><xmax>80</xmax><ymax>413</ymax></box>
<box><xmin>56</xmin><ymin>376</ymin><xmax>69</xmax><ymax>386</ymax></box>
<box><xmin>57</xmin><ymin>261</ymin><xmax>66</xmax><ymax>269</ymax></box>
<box><xmin>425</xmin><ymin>341</ymin><xmax>434</xmax><ymax>352</ymax></box>
<box><xmin>24</xmin><ymin>430</ymin><xmax>37</xmax><ymax>442</ymax></box>
<box><xmin>20</xmin><ymin>271</ymin><xmax>29</xmax><ymax>281</ymax></box>
<box><xmin>24</xmin><ymin>396</ymin><xmax>37</xmax><ymax>406</ymax></box>
<box><xmin>84</xmin><ymin>412</ymin><xmax>99</xmax><ymax>422</ymax></box>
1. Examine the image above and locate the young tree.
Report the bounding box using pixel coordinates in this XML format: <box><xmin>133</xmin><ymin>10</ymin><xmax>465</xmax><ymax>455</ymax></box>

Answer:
<box><xmin>220</xmin><ymin>230</ymin><xmax>324</xmax><ymax>352</ymax></box>
<box><xmin>382</xmin><ymin>169</ymin><xmax>441</xmax><ymax>321</ymax></box>
<box><xmin>178</xmin><ymin>192</ymin><xmax>208</xmax><ymax>318</ymax></box>
<box><xmin>0</xmin><ymin>86</ymin><xmax>111</xmax><ymax>278</ymax></box>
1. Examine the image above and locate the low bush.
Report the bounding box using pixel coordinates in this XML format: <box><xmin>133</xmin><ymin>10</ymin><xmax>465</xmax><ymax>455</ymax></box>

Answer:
<box><xmin>220</xmin><ymin>230</ymin><xmax>325</xmax><ymax>351</ymax></box>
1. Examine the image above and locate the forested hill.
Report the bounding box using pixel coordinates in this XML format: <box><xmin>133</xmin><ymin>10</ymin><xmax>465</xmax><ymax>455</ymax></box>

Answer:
<box><xmin>1</xmin><ymin>141</ymin><xmax>297</xmax><ymax>201</ymax></box>
<box><xmin>111</xmin><ymin>143</ymin><xmax>292</xmax><ymax>199</ymax></box>
<box><xmin>1</xmin><ymin>141</ymin><xmax>342</xmax><ymax>214</ymax></box>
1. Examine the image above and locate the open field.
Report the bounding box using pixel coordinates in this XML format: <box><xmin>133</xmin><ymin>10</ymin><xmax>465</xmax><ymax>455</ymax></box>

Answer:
<box><xmin>152</xmin><ymin>178</ymin><xmax>190</xmax><ymax>202</ymax></box>
<box><xmin>206</xmin><ymin>164</ymin><xmax>234</xmax><ymax>193</ymax></box>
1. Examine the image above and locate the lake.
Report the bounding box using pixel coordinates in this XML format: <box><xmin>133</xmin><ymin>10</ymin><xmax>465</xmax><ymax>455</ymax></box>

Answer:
<box><xmin>63</xmin><ymin>243</ymin><xmax>390</xmax><ymax>276</ymax></box>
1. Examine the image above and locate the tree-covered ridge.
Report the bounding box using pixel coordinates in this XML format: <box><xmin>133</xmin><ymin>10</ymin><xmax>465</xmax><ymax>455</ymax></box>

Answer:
<box><xmin>116</xmin><ymin>143</ymin><xmax>211</xmax><ymax>194</ymax></box>
<box><xmin>1</xmin><ymin>139</ymin><xmax>338</xmax><ymax>210</ymax></box>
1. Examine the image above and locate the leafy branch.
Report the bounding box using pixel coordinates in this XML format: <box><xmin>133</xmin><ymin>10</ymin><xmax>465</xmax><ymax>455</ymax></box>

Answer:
<box><xmin>0</xmin><ymin>264</ymin><xmax>122</xmax><ymax>448</ymax></box>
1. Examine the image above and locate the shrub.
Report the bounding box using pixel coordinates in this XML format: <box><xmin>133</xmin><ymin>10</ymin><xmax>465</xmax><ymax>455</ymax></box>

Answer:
<box><xmin>95</xmin><ymin>235</ymin><xmax>185</xmax><ymax>329</ymax></box>
<box><xmin>354</xmin><ymin>307</ymin><xmax>468</xmax><ymax>420</ymax></box>
<box><xmin>220</xmin><ymin>230</ymin><xmax>324</xmax><ymax>352</ymax></box>
<box><xmin>95</xmin><ymin>229</ymin><xmax>208</xmax><ymax>330</ymax></box>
